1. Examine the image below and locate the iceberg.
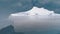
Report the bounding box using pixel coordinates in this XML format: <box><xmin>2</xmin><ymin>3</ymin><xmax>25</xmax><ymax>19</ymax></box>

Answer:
<box><xmin>9</xmin><ymin>7</ymin><xmax>60</xmax><ymax>33</ymax></box>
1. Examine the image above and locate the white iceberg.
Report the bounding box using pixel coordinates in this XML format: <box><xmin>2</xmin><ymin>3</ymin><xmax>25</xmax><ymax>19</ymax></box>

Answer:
<box><xmin>9</xmin><ymin>7</ymin><xmax>60</xmax><ymax>32</ymax></box>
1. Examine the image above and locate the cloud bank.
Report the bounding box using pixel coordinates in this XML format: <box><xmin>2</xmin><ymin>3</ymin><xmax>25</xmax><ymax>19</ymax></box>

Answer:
<box><xmin>9</xmin><ymin>7</ymin><xmax>60</xmax><ymax>32</ymax></box>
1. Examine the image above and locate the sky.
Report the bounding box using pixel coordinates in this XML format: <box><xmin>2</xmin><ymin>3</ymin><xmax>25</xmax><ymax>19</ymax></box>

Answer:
<box><xmin>0</xmin><ymin>0</ymin><xmax>60</xmax><ymax>30</ymax></box>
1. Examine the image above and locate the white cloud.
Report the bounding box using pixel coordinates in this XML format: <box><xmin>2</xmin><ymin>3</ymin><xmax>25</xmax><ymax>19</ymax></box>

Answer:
<box><xmin>9</xmin><ymin>7</ymin><xmax>60</xmax><ymax>32</ymax></box>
